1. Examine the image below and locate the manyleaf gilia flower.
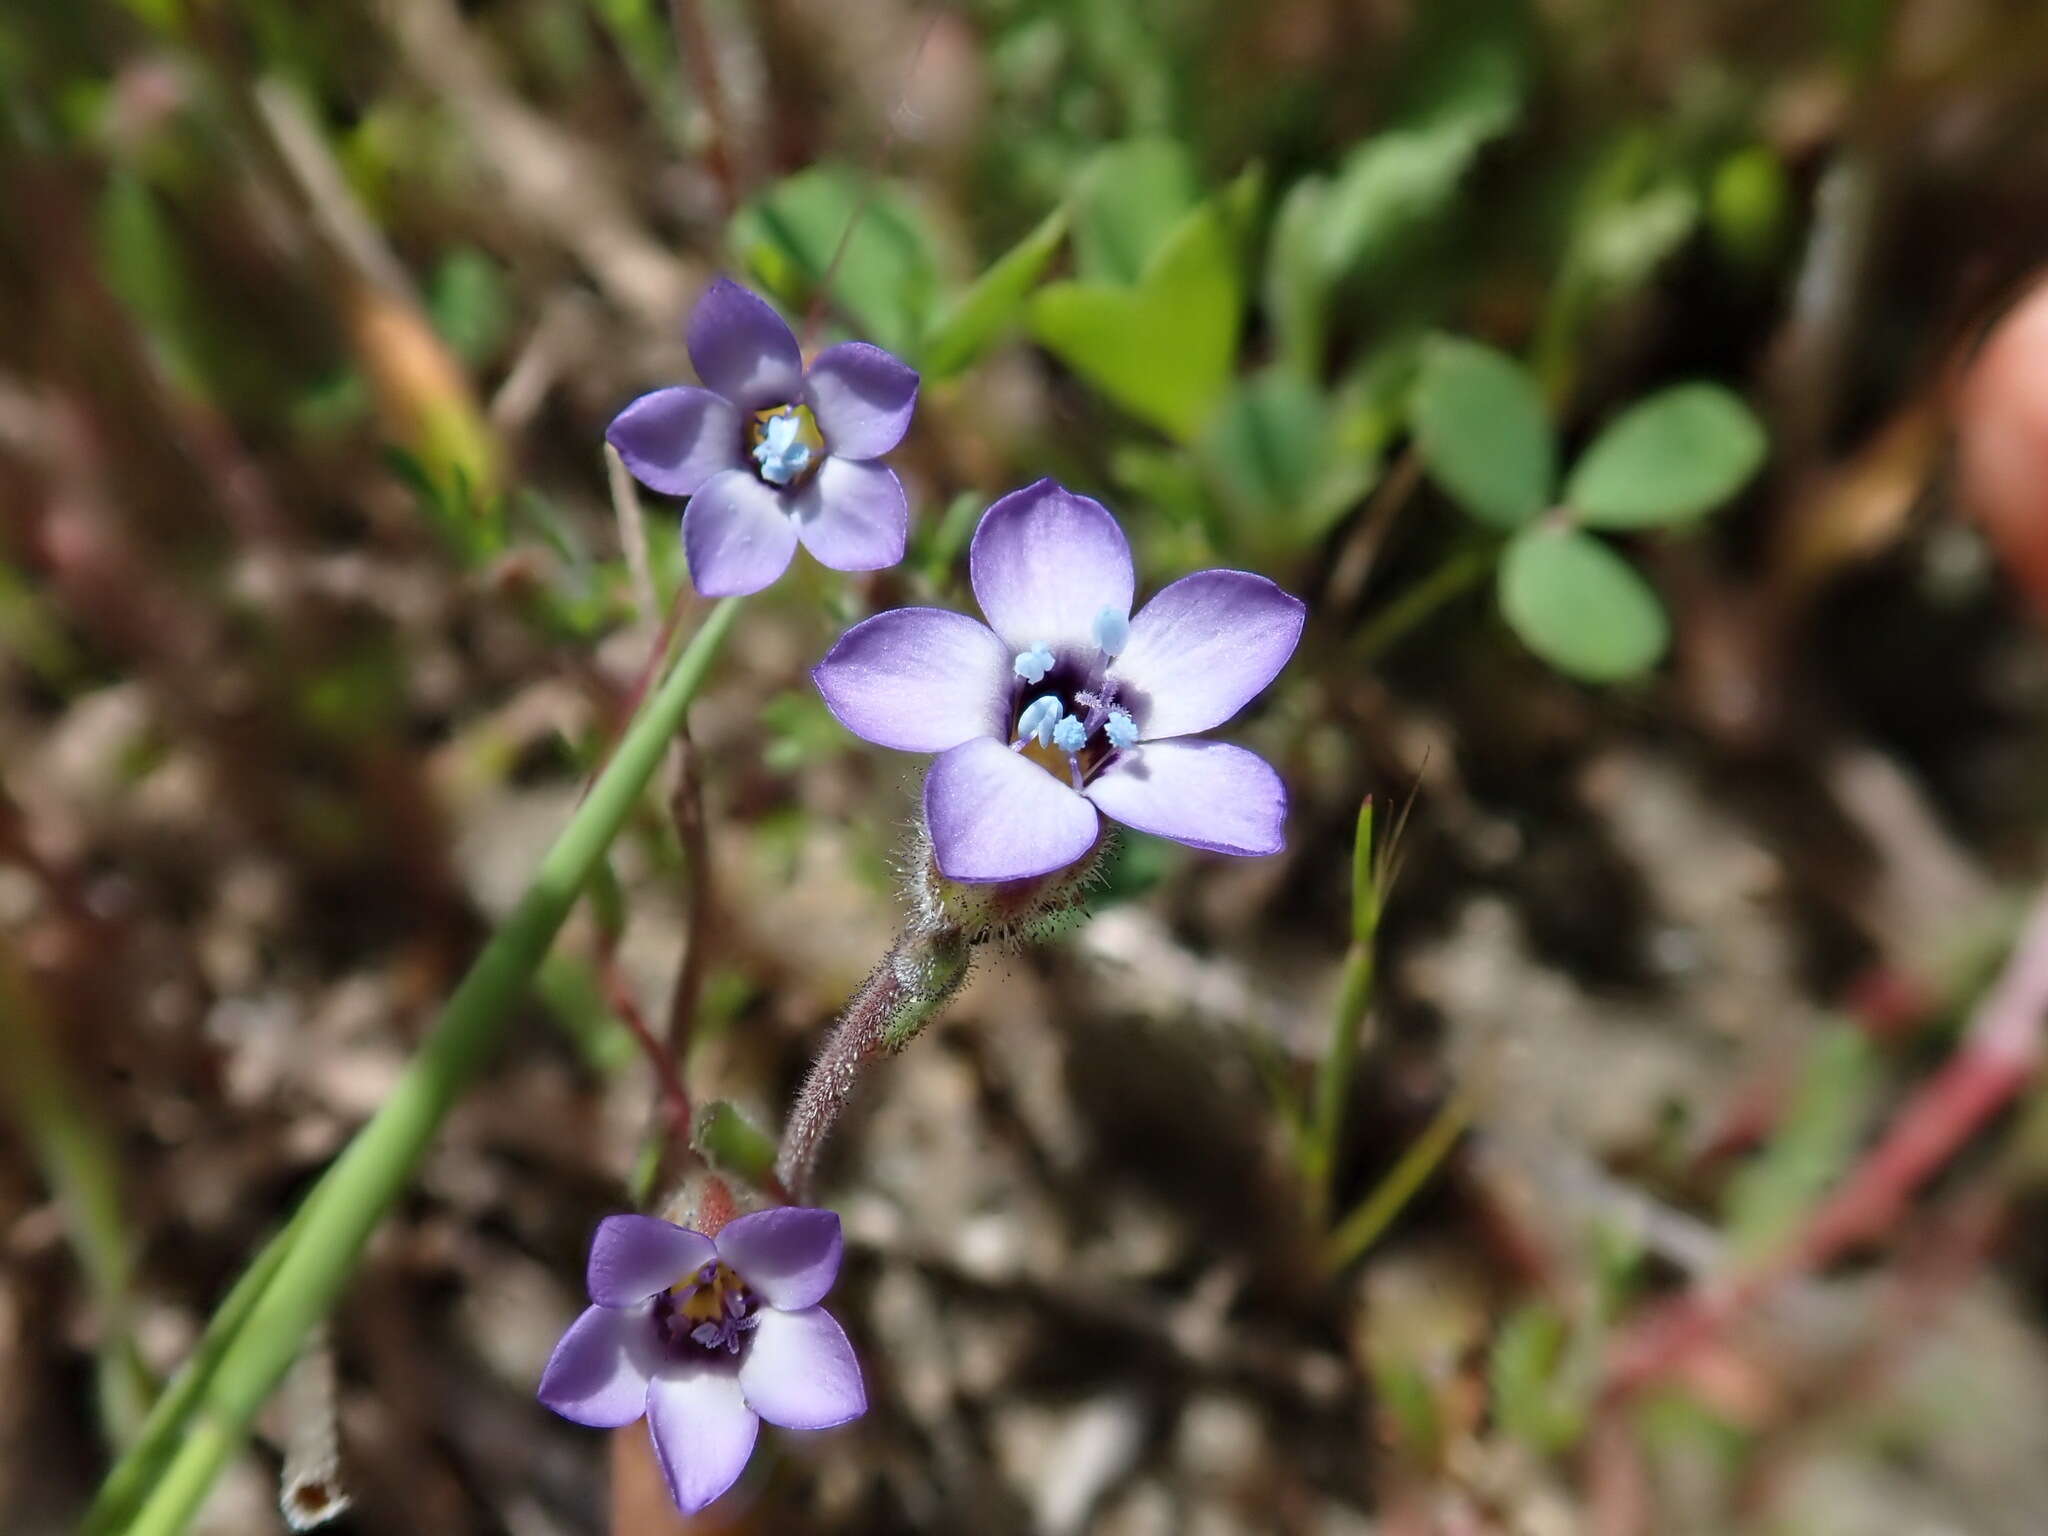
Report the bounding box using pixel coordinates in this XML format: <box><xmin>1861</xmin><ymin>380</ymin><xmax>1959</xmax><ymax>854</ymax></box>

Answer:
<box><xmin>813</xmin><ymin>479</ymin><xmax>1305</xmax><ymax>882</ymax></box>
<box><xmin>537</xmin><ymin>1208</ymin><xmax>865</xmax><ymax>1513</ymax></box>
<box><xmin>607</xmin><ymin>279</ymin><xmax>919</xmax><ymax>596</ymax></box>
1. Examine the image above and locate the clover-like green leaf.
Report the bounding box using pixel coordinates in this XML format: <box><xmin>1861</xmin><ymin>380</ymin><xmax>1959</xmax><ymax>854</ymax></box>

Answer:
<box><xmin>1565</xmin><ymin>383</ymin><xmax>1766</xmax><ymax>528</ymax></box>
<box><xmin>1412</xmin><ymin>337</ymin><xmax>1555</xmax><ymax>530</ymax></box>
<box><xmin>1499</xmin><ymin>525</ymin><xmax>1667</xmax><ymax>682</ymax></box>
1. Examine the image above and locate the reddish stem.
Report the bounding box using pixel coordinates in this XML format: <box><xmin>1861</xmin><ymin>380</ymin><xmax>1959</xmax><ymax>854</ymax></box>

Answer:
<box><xmin>1604</xmin><ymin>888</ymin><xmax>2048</xmax><ymax>1400</ymax></box>
<box><xmin>600</xmin><ymin>952</ymin><xmax>692</xmax><ymax>1149</ymax></box>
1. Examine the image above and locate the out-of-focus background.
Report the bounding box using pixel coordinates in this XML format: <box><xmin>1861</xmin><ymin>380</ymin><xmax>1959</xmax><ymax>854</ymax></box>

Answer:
<box><xmin>10</xmin><ymin>0</ymin><xmax>2048</xmax><ymax>1531</ymax></box>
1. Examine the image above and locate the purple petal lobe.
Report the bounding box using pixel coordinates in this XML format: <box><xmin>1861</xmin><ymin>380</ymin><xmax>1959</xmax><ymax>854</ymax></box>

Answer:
<box><xmin>813</xmin><ymin>608</ymin><xmax>1009</xmax><ymax>752</ymax></box>
<box><xmin>1111</xmin><ymin>570</ymin><xmax>1305</xmax><ymax>739</ymax></box>
<box><xmin>588</xmin><ymin>1214</ymin><xmax>716</xmax><ymax>1306</ymax></box>
<box><xmin>537</xmin><ymin>1303</ymin><xmax>659</xmax><ymax>1427</ymax></box>
<box><xmin>739</xmin><ymin>1306</ymin><xmax>866</xmax><ymax>1430</ymax></box>
<box><xmin>791</xmin><ymin>458</ymin><xmax>908</xmax><ymax>572</ymax></box>
<box><xmin>969</xmin><ymin>480</ymin><xmax>1134</xmax><ymax>652</ymax></box>
<box><xmin>1084</xmin><ymin>739</ymin><xmax>1287</xmax><ymax>856</ymax></box>
<box><xmin>683</xmin><ymin>469</ymin><xmax>799</xmax><ymax>596</ymax></box>
<box><xmin>606</xmin><ymin>387</ymin><xmax>745</xmax><ymax>498</ymax></box>
<box><xmin>924</xmin><ymin>736</ymin><xmax>1100</xmax><ymax>883</ymax></box>
<box><xmin>687</xmin><ymin>278</ymin><xmax>803</xmax><ymax>410</ymax></box>
<box><xmin>804</xmin><ymin>341</ymin><xmax>919</xmax><ymax>459</ymax></box>
<box><xmin>715</xmin><ymin>1207</ymin><xmax>844</xmax><ymax>1310</ymax></box>
<box><xmin>645</xmin><ymin>1365</ymin><xmax>760</xmax><ymax>1514</ymax></box>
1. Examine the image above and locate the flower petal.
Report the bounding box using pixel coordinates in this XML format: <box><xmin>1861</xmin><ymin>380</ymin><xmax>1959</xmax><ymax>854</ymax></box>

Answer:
<box><xmin>1084</xmin><ymin>739</ymin><xmax>1287</xmax><ymax>856</ymax></box>
<box><xmin>804</xmin><ymin>341</ymin><xmax>919</xmax><ymax>459</ymax></box>
<box><xmin>588</xmin><ymin>1214</ymin><xmax>716</xmax><ymax>1306</ymax></box>
<box><xmin>813</xmin><ymin>608</ymin><xmax>1009</xmax><ymax>752</ymax></box>
<box><xmin>536</xmin><ymin>1303</ymin><xmax>660</xmax><ymax>1427</ymax></box>
<box><xmin>739</xmin><ymin>1306</ymin><xmax>867</xmax><ymax>1430</ymax></box>
<box><xmin>687</xmin><ymin>278</ymin><xmax>803</xmax><ymax>410</ymax></box>
<box><xmin>715</xmin><ymin>1207</ymin><xmax>844</xmax><ymax>1310</ymax></box>
<box><xmin>968</xmin><ymin>480</ymin><xmax>1134</xmax><ymax>652</ymax></box>
<box><xmin>606</xmin><ymin>387</ymin><xmax>746</xmax><ymax>498</ymax></box>
<box><xmin>1110</xmin><ymin>570</ymin><xmax>1305</xmax><ymax>739</ymax></box>
<box><xmin>645</xmin><ymin>1365</ymin><xmax>760</xmax><ymax>1514</ymax></box>
<box><xmin>683</xmin><ymin>469</ymin><xmax>799</xmax><ymax>596</ymax></box>
<box><xmin>792</xmin><ymin>458</ymin><xmax>908</xmax><ymax>572</ymax></box>
<box><xmin>924</xmin><ymin>736</ymin><xmax>1101</xmax><ymax>883</ymax></box>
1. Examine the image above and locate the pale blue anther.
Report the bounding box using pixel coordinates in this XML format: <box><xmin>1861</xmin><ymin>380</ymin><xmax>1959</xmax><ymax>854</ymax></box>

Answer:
<box><xmin>1052</xmin><ymin>714</ymin><xmax>1089</xmax><ymax>754</ymax></box>
<box><xmin>1092</xmin><ymin>606</ymin><xmax>1130</xmax><ymax>657</ymax></box>
<box><xmin>1105</xmin><ymin>708</ymin><xmax>1139</xmax><ymax>751</ymax></box>
<box><xmin>752</xmin><ymin>411</ymin><xmax>812</xmax><ymax>486</ymax></box>
<box><xmin>1012</xmin><ymin>642</ymin><xmax>1054</xmax><ymax>684</ymax></box>
<box><xmin>1014</xmin><ymin>694</ymin><xmax>1062</xmax><ymax>749</ymax></box>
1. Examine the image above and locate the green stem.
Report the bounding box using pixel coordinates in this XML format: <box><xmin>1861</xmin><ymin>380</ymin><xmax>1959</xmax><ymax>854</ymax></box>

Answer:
<box><xmin>100</xmin><ymin>597</ymin><xmax>741</xmax><ymax>1536</ymax></box>
<box><xmin>1305</xmin><ymin>943</ymin><xmax>1375</xmax><ymax>1223</ymax></box>
<box><xmin>82</xmin><ymin>1209</ymin><xmax>305</xmax><ymax>1533</ymax></box>
<box><xmin>1302</xmin><ymin>798</ymin><xmax>1377</xmax><ymax>1227</ymax></box>
<box><xmin>0</xmin><ymin>944</ymin><xmax>151</xmax><ymax>1445</ymax></box>
<box><xmin>1323</xmin><ymin>1090</ymin><xmax>1473</xmax><ymax>1273</ymax></box>
<box><xmin>1352</xmin><ymin>542</ymin><xmax>1496</xmax><ymax>662</ymax></box>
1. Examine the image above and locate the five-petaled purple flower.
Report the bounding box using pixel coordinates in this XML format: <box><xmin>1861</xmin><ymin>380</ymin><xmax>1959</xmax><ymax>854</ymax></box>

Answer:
<box><xmin>812</xmin><ymin>479</ymin><xmax>1305</xmax><ymax>883</ymax></box>
<box><xmin>607</xmin><ymin>279</ymin><xmax>920</xmax><ymax>597</ymax></box>
<box><xmin>537</xmin><ymin>1208</ymin><xmax>865</xmax><ymax>1513</ymax></box>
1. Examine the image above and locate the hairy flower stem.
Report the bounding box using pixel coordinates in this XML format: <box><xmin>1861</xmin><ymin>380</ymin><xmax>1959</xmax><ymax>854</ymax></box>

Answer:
<box><xmin>775</xmin><ymin>922</ymin><xmax>971</xmax><ymax>1201</ymax></box>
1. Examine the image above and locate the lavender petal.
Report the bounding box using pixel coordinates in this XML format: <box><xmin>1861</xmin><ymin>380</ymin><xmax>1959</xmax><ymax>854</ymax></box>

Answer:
<box><xmin>803</xmin><ymin>341</ymin><xmax>920</xmax><ymax>459</ymax></box>
<box><xmin>791</xmin><ymin>458</ymin><xmax>909</xmax><ymax>572</ymax></box>
<box><xmin>1083</xmin><ymin>738</ymin><xmax>1287</xmax><ymax>856</ymax></box>
<box><xmin>968</xmin><ymin>479</ymin><xmax>1134</xmax><ymax>653</ymax></box>
<box><xmin>738</xmin><ymin>1306</ymin><xmax>867</xmax><ymax>1431</ymax></box>
<box><xmin>682</xmin><ymin>468</ymin><xmax>800</xmax><ymax>596</ymax></box>
<box><xmin>536</xmin><ymin>1302</ymin><xmax>659</xmax><ymax>1428</ymax></box>
<box><xmin>924</xmin><ymin>736</ymin><xmax>1101</xmax><ymax>883</ymax></box>
<box><xmin>686</xmin><ymin>278</ymin><xmax>803</xmax><ymax>411</ymax></box>
<box><xmin>1110</xmin><ymin>570</ymin><xmax>1305</xmax><ymax>739</ymax></box>
<box><xmin>587</xmin><ymin>1214</ymin><xmax>716</xmax><ymax>1306</ymax></box>
<box><xmin>645</xmin><ymin>1364</ymin><xmax>760</xmax><ymax>1514</ymax></box>
<box><xmin>605</xmin><ymin>387</ymin><xmax>746</xmax><ymax>498</ymax></box>
<box><xmin>714</xmin><ymin>1207</ymin><xmax>843</xmax><ymax>1311</ymax></box>
<box><xmin>812</xmin><ymin>607</ymin><xmax>1010</xmax><ymax>752</ymax></box>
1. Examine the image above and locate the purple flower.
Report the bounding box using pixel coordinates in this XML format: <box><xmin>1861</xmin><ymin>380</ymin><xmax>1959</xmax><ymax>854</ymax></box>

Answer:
<box><xmin>812</xmin><ymin>479</ymin><xmax>1305</xmax><ymax>883</ymax></box>
<box><xmin>537</xmin><ymin>1208</ymin><xmax>865</xmax><ymax>1513</ymax></box>
<box><xmin>607</xmin><ymin>279</ymin><xmax>920</xmax><ymax>597</ymax></box>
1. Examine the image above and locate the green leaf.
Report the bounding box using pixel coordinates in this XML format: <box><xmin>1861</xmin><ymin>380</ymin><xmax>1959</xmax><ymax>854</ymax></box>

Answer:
<box><xmin>1314</xmin><ymin>0</ymin><xmax>1526</xmax><ymax>281</ymax></box>
<box><xmin>730</xmin><ymin>166</ymin><xmax>942</xmax><ymax>358</ymax></box>
<box><xmin>1499</xmin><ymin>526</ymin><xmax>1668</xmax><ymax>682</ymax></box>
<box><xmin>426</xmin><ymin>248</ymin><xmax>511</xmax><ymax>367</ymax></box>
<box><xmin>1566</xmin><ymin>384</ymin><xmax>1767</xmax><ymax>528</ymax></box>
<box><xmin>1072</xmin><ymin>137</ymin><xmax>1198</xmax><ymax>285</ymax></box>
<box><xmin>1489</xmin><ymin>1304</ymin><xmax>1581</xmax><ymax>1453</ymax></box>
<box><xmin>758</xmin><ymin>689</ymin><xmax>844</xmax><ymax>774</ymax></box>
<box><xmin>920</xmin><ymin>206</ymin><xmax>1068</xmax><ymax>378</ymax></box>
<box><xmin>1708</xmin><ymin>145</ymin><xmax>1791</xmax><ymax>270</ymax></box>
<box><xmin>1204</xmin><ymin>367</ymin><xmax>1378</xmax><ymax>550</ymax></box>
<box><xmin>1265</xmin><ymin>173</ymin><xmax>1332</xmax><ymax>376</ymax></box>
<box><xmin>1411</xmin><ymin>337</ymin><xmax>1555</xmax><ymax>530</ymax></box>
<box><xmin>694</xmin><ymin>1100</ymin><xmax>780</xmax><ymax>1188</ymax></box>
<box><xmin>1032</xmin><ymin>183</ymin><xmax>1248</xmax><ymax>443</ymax></box>
<box><xmin>1722</xmin><ymin>1026</ymin><xmax>1876</xmax><ymax>1259</ymax></box>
